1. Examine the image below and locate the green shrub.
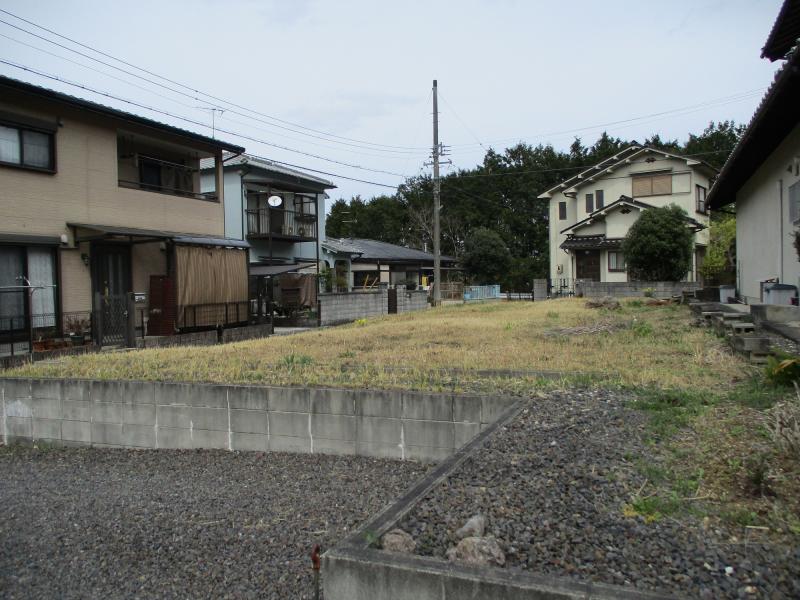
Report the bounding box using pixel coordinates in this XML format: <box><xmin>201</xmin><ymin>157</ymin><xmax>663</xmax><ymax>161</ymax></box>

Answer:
<box><xmin>765</xmin><ymin>351</ymin><xmax>800</xmax><ymax>386</ymax></box>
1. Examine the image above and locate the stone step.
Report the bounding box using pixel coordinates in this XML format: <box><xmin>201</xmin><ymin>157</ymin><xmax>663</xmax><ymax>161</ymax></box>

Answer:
<box><xmin>749</xmin><ymin>352</ymin><xmax>770</xmax><ymax>364</ymax></box>
<box><xmin>731</xmin><ymin>322</ymin><xmax>755</xmax><ymax>333</ymax></box>
<box><xmin>730</xmin><ymin>335</ymin><xmax>771</xmax><ymax>353</ymax></box>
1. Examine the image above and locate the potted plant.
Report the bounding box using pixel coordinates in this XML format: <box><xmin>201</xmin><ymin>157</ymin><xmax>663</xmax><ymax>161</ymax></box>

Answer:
<box><xmin>405</xmin><ymin>278</ymin><xmax>418</xmax><ymax>291</ymax></box>
<box><xmin>65</xmin><ymin>315</ymin><xmax>89</xmax><ymax>346</ymax></box>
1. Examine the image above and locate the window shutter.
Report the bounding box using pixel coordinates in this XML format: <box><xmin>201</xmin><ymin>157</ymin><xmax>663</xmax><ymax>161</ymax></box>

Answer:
<box><xmin>632</xmin><ymin>177</ymin><xmax>652</xmax><ymax>197</ymax></box>
<box><xmin>652</xmin><ymin>174</ymin><xmax>672</xmax><ymax>195</ymax></box>
<box><xmin>596</xmin><ymin>190</ymin><xmax>604</xmax><ymax>208</ymax></box>
<box><xmin>585</xmin><ymin>193</ymin><xmax>594</xmax><ymax>213</ymax></box>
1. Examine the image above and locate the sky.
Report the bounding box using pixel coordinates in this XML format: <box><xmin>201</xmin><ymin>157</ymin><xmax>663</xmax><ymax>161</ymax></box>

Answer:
<box><xmin>0</xmin><ymin>0</ymin><xmax>785</xmax><ymax>210</ymax></box>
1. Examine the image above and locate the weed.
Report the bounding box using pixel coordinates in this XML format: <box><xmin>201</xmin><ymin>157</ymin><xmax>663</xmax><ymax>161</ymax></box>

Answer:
<box><xmin>338</xmin><ymin>350</ymin><xmax>356</xmax><ymax>359</ymax></box>
<box><xmin>504</xmin><ymin>322</ymin><xmax>513</xmax><ymax>331</ymax></box>
<box><xmin>728</xmin><ymin>377</ymin><xmax>788</xmax><ymax>409</ymax></box>
<box><xmin>627</xmin><ymin>299</ymin><xmax>644</xmax><ymax>308</ymax></box>
<box><xmin>743</xmin><ymin>453</ymin><xmax>773</xmax><ymax>497</ymax></box>
<box><xmin>281</xmin><ymin>353</ymin><xmax>313</xmax><ymax>370</ymax></box>
<box><xmin>765</xmin><ymin>351</ymin><xmax>800</xmax><ymax>386</ymax></box>
<box><xmin>546</xmin><ymin>311</ymin><xmax>559</xmax><ymax>319</ymax></box>
<box><xmin>721</xmin><ymin>507</ymin><xmax>760</xmax><ymax>527</ymax></box>
<box><xmin>626</xmin><ymin>494</ymin><xmax>682</xmax><ymax>522</ymax></box>
<box><xmin>631</xmin><ymin>320</ymin><xmax>654</xmax><ymax>337</ymax></box>
<box><xmin>354</xmin><ymin>318</ymin><xmax>368</xmax><ymax>326</ymax></box>
<box><xmin>643</xmin><ymin>288</ymin><xmax>655</xmax><ymax>298</ymax></box>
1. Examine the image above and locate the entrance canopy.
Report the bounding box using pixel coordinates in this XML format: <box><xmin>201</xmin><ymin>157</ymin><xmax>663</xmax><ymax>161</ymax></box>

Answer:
<box><xmin>69</xmin><ymin>223</ymin><xmax>250</xmax><ymax>248</ymax></box>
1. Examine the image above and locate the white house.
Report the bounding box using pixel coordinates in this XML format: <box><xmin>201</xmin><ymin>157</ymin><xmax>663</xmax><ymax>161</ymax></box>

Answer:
<box><xmin>538</xmin><ymin>145</ymin><xmax>714</xmax><ymax>285</ymax></box>
<box><xmin>706</xmin><ymin>0</ymin><xmax>800</xmax><ymax>304</ymax></box>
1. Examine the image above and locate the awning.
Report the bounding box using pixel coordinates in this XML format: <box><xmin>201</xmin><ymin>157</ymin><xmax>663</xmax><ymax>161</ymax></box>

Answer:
<box><xmin>0</xmin><ymin>233</ymin><xmax>62</xmax><ymax>245</ymax></box>
<box><xmin>69</xmin><ymin>223</ymin><xmax>249</xmax><ymax>248</ymax></box>
<box><xmin>560</xmin><ymin>235</ymin><xmax>624</xmax><ymax>251</ymax></box>
<box><xmin>250</xmin><ymin>263</ymin><xmax>313</xmax><ymax>276</ymax></box>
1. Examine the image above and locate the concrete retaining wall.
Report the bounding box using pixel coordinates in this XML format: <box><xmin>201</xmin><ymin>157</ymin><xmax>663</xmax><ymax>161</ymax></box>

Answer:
<box><xmin>135</xmin><ymin>323</ymin><xmax>274</xmax><ymax>349</ymax></box>
<box><xmin>319</xmin><ymin>290</ymin><xmax>388</xmax><ymax>326</ymax></box>
<box><xmin>0</xmin><ymin>378</ymin><xmax>514</xmax><ymax>462</ymax></box>
<box><xmin>750</xmin><ymin>304</ymin><xmax>800</xmax><ymax>324</ymax></box>
<box><xmin>576</xmin><ymin>281</ymin><xmax>700</xmax><ymax>299</ymax></box>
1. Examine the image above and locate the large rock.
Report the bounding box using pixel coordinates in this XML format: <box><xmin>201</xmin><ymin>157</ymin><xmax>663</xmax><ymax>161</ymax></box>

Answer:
<box><xmin>446</xmin><ymin>535</ymin><xmax>506</xmax><ymax>567</ymax></box>
<box><xmin>381</xmin><ymin>528</ymin><xmax>416</xmax><ymax>554</ymax></box>
<box><xmin>455</xmin><ymin>514</ymin><xmax>486</xmax><ymax>540</ymax></box>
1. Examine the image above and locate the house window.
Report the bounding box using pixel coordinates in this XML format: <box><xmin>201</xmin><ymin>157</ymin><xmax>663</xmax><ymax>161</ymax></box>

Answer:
<box><xmin>696</xmin><ymin>185</ymin><xmax>707</xmax><ymax>214</ymax></box>
<box><xmin>596</xmin><ymin>189</ymin><xmax>604</xmax><ymax>209</ymax></box>
<box><xmin>0</xmin><ymin>245</ymin><xmax>58</xmax><ymax>334</ymax></box>
<box><xmin>585</xmin><ymin>193</ymin><xmax>594</xmax><ymax>213</ymax></box>
<box><xmin>632</xmin><ymin>173</ymin><xmax>672</xmax><ymax>197</ymax></box>
<box><xmin>608</xmin><ymin>251</ymin><xmax>626</xmax><ymax>272</ymax></box>
<box><xmin>0</xmin><ymin>123</ymin><xmax>55</xmax><ymax>172</ymax></box>
<box><xmin>790</xmin><ymin>181</ymin><xmax>800</xmax><ymax>224</ymax></box>
<box><xmin>558</xmin><ymin>201</ymin><xmax>567</xmax><ymax>220</ymax></box>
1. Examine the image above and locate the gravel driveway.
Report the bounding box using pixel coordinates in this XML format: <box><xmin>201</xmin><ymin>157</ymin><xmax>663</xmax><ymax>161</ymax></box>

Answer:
<box><xmin>398</xmin><ymin>389</ymin><xmax>800</xmax><ymax>599</ymax></box>
<box><xmin>0</xmin><ymin>447</ymin><xmax>427</xmax><ymax>599</ymax></box>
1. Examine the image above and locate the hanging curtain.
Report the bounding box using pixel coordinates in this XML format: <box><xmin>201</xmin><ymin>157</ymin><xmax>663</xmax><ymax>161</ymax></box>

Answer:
<box><xmin>0</xmin><ymin>246</ymin><xmax>25</xmax><ymax>330</ymax></box>
<box><xmin>28</xmin><ymin>247</ymin><xmax>56</xmax><ymax>327</ymax></box>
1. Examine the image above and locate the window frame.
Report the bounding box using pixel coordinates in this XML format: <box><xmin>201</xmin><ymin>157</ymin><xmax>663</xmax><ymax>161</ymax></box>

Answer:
<box><xmin>585</xmin><ymin>193</ymin><xmax>594</xmax><ymax>213</ymax></box>
<box><xmin>596</xmin><ymin>189</ymin><xmax>604</xmax><ymax>209</ymax></box>
<box><xmin>632</xmin><ymin>172</ymin><xmax>672</xmax><ymax>198</ymax></box>
<box><xmin>695</xmin><ymin>184</ymin><xmax>707</xmax><ymax>214</ymax></box>
<box><xmin>0</xmin><ymin>118</ymin><xmax>56</xmax><ymax>174</ymax></box>
<box><xmin>558</xmin><ymin>201</ymin><xmax>567</xmax><ymax>220</ymax></box>
<box><xmin>607</xmin><ymin>250</ymin><xmax>626</xmax><ymax>272</ymax></box>
<box><xmin>0</xmin><ymin>243</ymin><xmax>61</xmax><ymax>338</ymax></box>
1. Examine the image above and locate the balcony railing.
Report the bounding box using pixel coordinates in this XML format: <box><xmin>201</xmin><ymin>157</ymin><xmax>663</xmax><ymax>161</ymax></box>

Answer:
<box><xmin>245</xmin><ymin>208</ymin><xmax>318</xmax><ymax>240</ymax></box>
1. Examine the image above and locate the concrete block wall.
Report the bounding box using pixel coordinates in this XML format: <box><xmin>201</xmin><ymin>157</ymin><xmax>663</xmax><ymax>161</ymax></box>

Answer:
<box><xmin>221</xmin><ymin>323</ymin><xmax>273</xmax><ymax>343</ymax></box>
<box><xmin>0</xmin><ymin>378</ymin><xmax>515</xmax><ymax>462</ymax></box>
<box><xmin>396</xmin><ymin>290</ymin><xmax>429</xmax><ymax>313</ymax></box>
<box><xmin>576</xmin><ymin>281</ymin><xmax>700</xmax><ymax>299</ymax></box>
<box><xmin>320</xmin><ymin>290</ymin><xmax>388</xmax><ymax>326</ymax></box>
<box><xmin>136</xmin><ymin>330</ymin><xmax>218</xmax><ymax>349</ymax></box>
<box><xmin>533</xmin><ymin>279</ymin><xmax>548</xmax><ymax>300</ymax></box>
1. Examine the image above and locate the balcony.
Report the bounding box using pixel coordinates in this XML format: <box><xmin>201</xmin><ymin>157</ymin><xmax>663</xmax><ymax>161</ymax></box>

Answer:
<box><xmin>246</xmin><ymin>208</ymin><xmax>318</xmax><ymax>242</ymax></box>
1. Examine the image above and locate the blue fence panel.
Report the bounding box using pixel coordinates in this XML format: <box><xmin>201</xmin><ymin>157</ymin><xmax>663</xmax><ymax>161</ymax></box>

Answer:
<box><xmin>463</xmin><ymin>285</ymin><xmax>501</xmax><ymax>301</ymax></box>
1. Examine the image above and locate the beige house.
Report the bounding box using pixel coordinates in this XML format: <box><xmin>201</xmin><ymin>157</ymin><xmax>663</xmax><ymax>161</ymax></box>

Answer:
<box><xmin>538</xmin><ymin>146</ymin><xmax>714</xmax><ymax>288</ymax></box>
<box><xmin>706</xmin><ymin>0</ymin><xmax>800</xmax><ymax>304</ymax></box>
<box><xmin>0</xmin><ymin>75</ymin><xmax>247</xmax><ymax>350</ymax></box>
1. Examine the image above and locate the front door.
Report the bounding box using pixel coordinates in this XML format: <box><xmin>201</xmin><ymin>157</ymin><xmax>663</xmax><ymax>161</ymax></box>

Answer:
<box><xmin>575</xmin><ymin>250</ymin><xmax>601</xmax><ymax>281</ymax></box>
<box><xmin>91</xmin><ymin>244</ymin><xmax>131</xmax><ymax>345</ymax></box>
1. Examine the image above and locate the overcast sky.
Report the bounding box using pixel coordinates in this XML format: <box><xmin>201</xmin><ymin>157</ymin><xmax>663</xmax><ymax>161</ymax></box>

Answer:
<box><xmin>0</xmin><ymin>0</ymin><xmax>784</xmax><ymax>208</ymax></box>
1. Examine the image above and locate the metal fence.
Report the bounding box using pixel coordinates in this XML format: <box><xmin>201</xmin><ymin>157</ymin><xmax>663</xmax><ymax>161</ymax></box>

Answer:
<box><xmin>463</xmin><ymin>285</ymin><xmax>501</xmax><ymax>301</ymax></box>
<box><xmin>178</xmin><ymin>301</ymin><xmax>250</xmax><ymax>330</ymax></box>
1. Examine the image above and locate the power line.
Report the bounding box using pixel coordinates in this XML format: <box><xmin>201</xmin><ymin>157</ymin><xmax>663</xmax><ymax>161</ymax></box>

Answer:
<box><xmin>0</xmin><ymin>60</ymin><xmax>412</xmax><ymax>178</ymax></box>
<box><xmin>438</xmin><ymin>91</ymin><xmax>487</xmax><ymax>152</ymax></box>
<box><xmin>0</xmin><ymin>8</ymin><xmax>431</xmax><ymax>153</ymax></box>
<box><xmin>244</xmin><ymin>154</ymin><xmax>398</xmax><ymax>189</ymax></box>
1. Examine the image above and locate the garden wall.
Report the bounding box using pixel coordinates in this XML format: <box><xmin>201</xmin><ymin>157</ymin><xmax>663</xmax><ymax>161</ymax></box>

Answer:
<box><xmin>319</xmin><ymin>289</ymin><xmax>388</xmax><ymax>326</ymax></box>
<box><xmin>396</xmin><ymin>290</ymin><xmax>429</xmax><ymax>313</ymax></box>
<box><xmin>0</xmin><ymin>378</ymin><xmax>514</xmax><ymax>462</ymax></box>
<box><xmin>576</xmin><ymin>281</ymin><xmax>700</xmax><ymax>299</ymax></box>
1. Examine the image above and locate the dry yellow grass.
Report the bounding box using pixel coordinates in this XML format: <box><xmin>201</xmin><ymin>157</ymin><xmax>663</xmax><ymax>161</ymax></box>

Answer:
<box><xmin>6</xmin><ymin>298</ymin><xmax>747</xmax><ymax>393</ymax></box>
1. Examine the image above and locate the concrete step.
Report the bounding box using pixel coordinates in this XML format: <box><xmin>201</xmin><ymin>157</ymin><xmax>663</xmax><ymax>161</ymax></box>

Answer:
<box><xmin>749</xmin><ymin>352</ymin><xmax>770</xmax><ymax>364</ymax></box>
<box><xmin>730</xmin><ymin>335</ymin><xmax>771</xmax><ymax>353</ymax></box>
<box><xmin>731</xmin><ymin>322</ymin><xmax>755</xmax><ymax>333</ymax></box>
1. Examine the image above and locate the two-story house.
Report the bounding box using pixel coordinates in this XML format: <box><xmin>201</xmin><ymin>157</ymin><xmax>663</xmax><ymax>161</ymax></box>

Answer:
<box><xmin>0</xmin><ymin>75</ymin><xmax>247</xmax><ymax>351</ymax></box>
<box><xmin>706</xmin><ymin>0</ymin><xmax>800</xmax><ymax>304</ymax></box>
<box><xmin>538</xmin><ymin>145</ymin><xmax>714</xmax><ymax>287</ymax></box>
<box><xmin>200</xmin><ymin>153</ymin><xmax>335</xmax><ymax>318</ymax></box>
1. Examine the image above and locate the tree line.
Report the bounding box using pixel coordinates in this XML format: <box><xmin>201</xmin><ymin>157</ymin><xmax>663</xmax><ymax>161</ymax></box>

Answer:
<box><xmin>326</xmin><ymin>122</ymin><xmax>743</xmax><ymax>289</ymax></box>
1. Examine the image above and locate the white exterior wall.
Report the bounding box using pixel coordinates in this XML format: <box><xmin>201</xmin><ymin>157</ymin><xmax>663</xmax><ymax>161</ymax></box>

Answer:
<box><xmin>734</xmin><ymin>124</ymin><xmax>800</xmax><ymax>303</ymax></box>
<box><xmin>547</xmin><ymin>153</ymin><xmax>711</xmax><ymax>283</ymax></box>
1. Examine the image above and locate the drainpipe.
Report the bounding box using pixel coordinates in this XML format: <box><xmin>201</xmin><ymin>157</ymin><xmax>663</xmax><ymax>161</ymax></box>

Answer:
<box><xmin>778</xmin><ymin>179</ymin><xmax>784</xmax><ymax>282</ymax></box>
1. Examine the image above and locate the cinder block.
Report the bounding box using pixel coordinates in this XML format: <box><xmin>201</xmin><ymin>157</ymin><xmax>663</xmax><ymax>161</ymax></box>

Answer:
<box><xmin>227</xmin><ymin>386</ymin><xmax>268</xmax><ymax>411</ymax></box>
<box><xmin>313</xmin><ymin>438</ymin><xmax>356</xmax><ymax>456</ymax></box>
<box><xmin>192</xmin><ymin>428</ymin><xmax>229</xmax><ymax>449</ymax></box>
<box><xmin>268</xmin><ymin>387</ymin><xmax>309</xmax><ymax>412</ymax></box>
<box><xmin>62</xmin><ymin>421</ymin><xmax>91</xmax><ymax>443</ymax></box>
<box><xmin>402</xmin><ymin>393</ymin><xmax>453</xmax><ymax>421</ymax></box>
<box><xmin>269</xmin><ymin>411</ymin><xmax>309</xmax><ymax>438</ymax></box>
<box><xmin>269</xmin><ymin>435</ymin><xmax>310</xmax><ymax>454</ymax></box>
<box><xmin>356</xmin><ymin>390</ymin><xmax>401</xmax><ymax>418</ymax></box>
<box><xmin>405</xmin><ymin>445</ymin><xmax>453</xmax><ymax>463</ymax></box>
<box><xmin>158</xmin><ymin>382</ymin><xmax>226</xmax><ymax>408</ymax></box>
<box><xmin>311</xmin><ymin>414</ymin><xmax>356</xmax><ymax>440</ymax></box>
<box><xmin>453</xmin><ymin>396</ymin><xmax>482</xmax><ymax>423</ymax></box>
<box><xmin>2</xmin><ymin>378</ymin><xmax>31</xmax><ymax>402</ymax></box>
<box><xmin>230</xmin><ymin>409</ymin><xmax>268</xmax><ymax>434</ymax></box>
<box><xmin>454</xmin><ymin>422</ymin><xmax>480</xmax><ymax>447</ymax></box>
<box><xmin>32</xmin><ymin>418</ymin><xmax>61</xmax><ymax>440</ymax></box>
<box><xmin>30</xmin><ymin>397</ymin><xmax>61</xmax><ymax>420</ymax></box>
<box><xmin>123</xmin><ymin>403</ymin><xmax>156</xmax><ymax>426</ymax></box>
<box><xmin>310</xmin><ymin>388</ymin><xmax>356</xmax><ymax>415</ymax></box>
<box><xmin>90</xmin><ymin>380</ymin><xmax>154</xmax><ymax>404</ymax></box>
<box><xmin>122</xmin><ymin>424</ymin><xmax>156</xmax><ymax>448</ymax></box>
<box><xmin>156</xmin><ymin>427</ymin><xmax>192</xmax><ymax>449</ymax></box>
<box><xmin>232</xmin><ymin>432</ymin><xmax>267</xmax><ymax>451</ymax></box>
<box><xmin>404</xmin><ymin>420</ymin><xmax>454</xmax><ymax>448</ymax></box>
<box><xmin>30</xmin><ymin>379</ymin><xmax>61</xmax><ymax>400</ymax></box>
<box><xmin>190</xmin><ymin>407</ymin><xmax>228</xmax><ymax>431</ymax></box>
<box><xmin>358</xmin><ymin>416</ymin><xmax>400</xmax><ymax>444</ymax></box>
<box><xmin>91</xmin><ymin>422</ymin><xmax>124</xmax><ymax>445</ymax></box>
<box><xmin>92</xmin><ymin>401</ymin><xmax>123</xmax><ymax>424</ymax></box>
<box><xmin>61</xmin><ymin>380</ymin><xmax>89</xmax><ymax>402</ymax></box>
<box><xmin>156</xmin><ymin>405</ymin><xmax>192</xmax><ymax>429</ymax></box>
<box><xmin>62</xmin><ymin>400</ymin><xmax>90</xmax><ymax>422</ymax></box>
<box><xmin>6</xmin><ymin>416</ymin><xmax>32</xmax><ymax>437</ymax></box>
<box><xmin>356</xmin><ymin>440</ymin><xmax>401</xmax><ymax>460</ymax></box>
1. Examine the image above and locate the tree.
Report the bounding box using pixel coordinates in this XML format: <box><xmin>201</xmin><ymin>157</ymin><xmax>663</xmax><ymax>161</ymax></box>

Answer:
<box><xmin>462</xmin><ymin>227</ymin><xmax>511</xmax><ymax>285</ymax></box>
<box><xmin>683</xmin><ymin>121</ymin><xmax>744</xmax><ymax>170</ymax></box>
<box><xmin>700</xmin><ymin>215</ymin><xmax>736</xmax><ymax>284</ymax></box>
<box><xmin>621</xmin><ymin>205</ymin><xmax>694</xmax><ymax>281</ymax></box>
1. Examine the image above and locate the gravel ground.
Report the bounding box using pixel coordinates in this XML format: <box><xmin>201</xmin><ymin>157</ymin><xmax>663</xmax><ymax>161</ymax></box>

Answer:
<box><xmin>0</xmin><ymin>447</ymin><xmax>427</xmax><ymax>599</ymax></box>
<box><xmin>399</xmin><ymin>390</ymin><xmax>800</xmax><ymax>599</ymax></box>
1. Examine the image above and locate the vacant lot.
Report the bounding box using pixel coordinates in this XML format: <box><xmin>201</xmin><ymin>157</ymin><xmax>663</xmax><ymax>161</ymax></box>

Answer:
<box><xmin>8</xmin><ymin>299</ymin><xmax>743</xmax><ymax>393</ymax></box>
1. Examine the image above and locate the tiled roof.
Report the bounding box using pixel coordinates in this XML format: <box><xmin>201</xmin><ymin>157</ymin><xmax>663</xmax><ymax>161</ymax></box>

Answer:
<box><xmin>560</xmin><ymin>235</ymin><xmax>624</xmax><ymax>250</ymax></box>
<box><xmin>762</xmin><ymin>0</ymin><xmax>800</xmax><ymax>60</ymax></box>
<box><xmin>324</xmin><ymin>237</ymin><xmax>456</xmax><ymax>264</ymax></box>
<box><xmin>0</xmin><ymin>75</ymin><xmax>244</xmax><ymax>153</ymax></box>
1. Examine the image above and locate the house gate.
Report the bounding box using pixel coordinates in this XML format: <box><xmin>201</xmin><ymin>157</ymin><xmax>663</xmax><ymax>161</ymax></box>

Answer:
<box><xmin>388</xmin><ymin>288</ymin><xmax>398</xmax><ymax>314</ymax></box>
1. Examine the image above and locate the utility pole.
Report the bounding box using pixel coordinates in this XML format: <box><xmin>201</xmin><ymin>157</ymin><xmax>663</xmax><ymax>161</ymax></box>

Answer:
<box><xmin>432</xmin><ymin>79</ymin><xmax>441</xmax><ymax>307</ymax></box>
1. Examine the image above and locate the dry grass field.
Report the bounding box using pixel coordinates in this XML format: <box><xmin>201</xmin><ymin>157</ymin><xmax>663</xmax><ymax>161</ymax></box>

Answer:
<box><xmin>7</xmin><ymin>298</ymin><xmax>746</xmax><ymax>393</ymax></box>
